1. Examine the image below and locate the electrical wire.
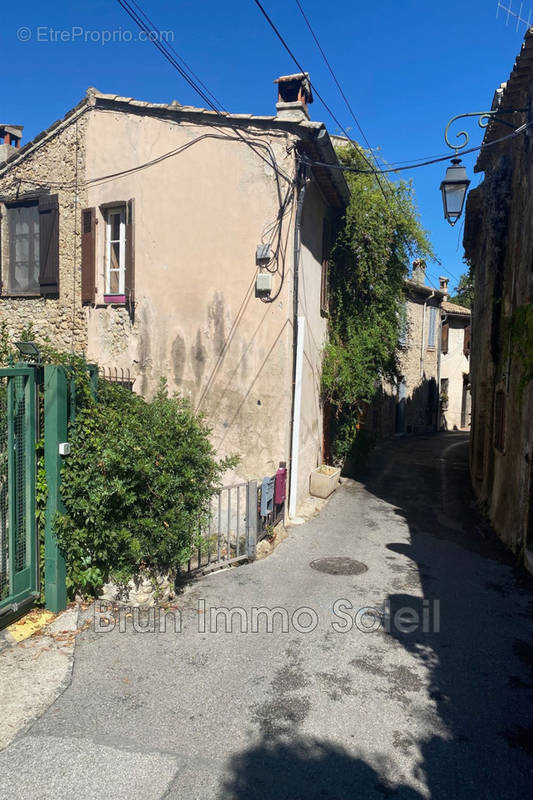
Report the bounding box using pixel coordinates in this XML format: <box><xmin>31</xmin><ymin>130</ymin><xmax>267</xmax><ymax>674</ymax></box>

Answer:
<box><xmin>116</xmin><ymin>0</ymin><xmax>293</xmax><ymax>187</ymax></box>
<box><xmin>252</xmin><ymin>0</ymin><xmax>444</xmax><ymax>290</ymax></box>
<box><xmin>300</xmin><ymin>121</ymin><xmax>533</xmax><ymax>174</ymax></box>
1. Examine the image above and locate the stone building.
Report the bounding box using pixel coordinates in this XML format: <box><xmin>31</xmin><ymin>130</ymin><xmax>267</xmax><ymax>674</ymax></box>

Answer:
<box><xmin>366</xmin><ymin>261</ymin><xmax>446</xmax><ymax>438</ymax></box>
<box><xmin>0</xmin><ymin>74</ymin><xmax>349</xmax><ymax>515</ymax></box>
<box><xmin>440</xmin><ymin>295</ymin><xmax>471</xmax><ymax>431</ymax></box>
<box><xmin>463</xmin><ymin>30</ymin><xmax>533</xmax><ymax>565</ymax></box>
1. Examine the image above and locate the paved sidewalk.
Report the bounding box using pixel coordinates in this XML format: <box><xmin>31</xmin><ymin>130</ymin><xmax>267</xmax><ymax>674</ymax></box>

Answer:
<box><xmin>0</xmin><ymin>433</ymin><xmax>531</xmax><ymax>799</ymax></box>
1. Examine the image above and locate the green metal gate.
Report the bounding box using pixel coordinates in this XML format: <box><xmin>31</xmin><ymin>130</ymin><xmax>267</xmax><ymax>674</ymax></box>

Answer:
<box><xmin>0</xmin><ymin>367</ymin><xmax>38</xmax><ymax>617</ymax></box>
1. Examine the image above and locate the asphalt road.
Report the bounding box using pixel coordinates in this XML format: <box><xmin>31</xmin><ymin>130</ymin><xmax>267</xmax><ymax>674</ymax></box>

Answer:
<box><xmin>0</xmin><ymin>432</ymin><xmax>531</xmax><ymax>799</ymax></box>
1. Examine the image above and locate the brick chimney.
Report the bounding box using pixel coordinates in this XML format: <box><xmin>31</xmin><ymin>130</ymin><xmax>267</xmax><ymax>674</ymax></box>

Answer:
<box><xmin>0</xmin><ymin>124</ymin><xmax>23</xmax><ymax>164</ymax></box>
<box><xmin>412</xmin><ymin>259</ymin><xmax>427</xmax><ymax>285</ymax></box>
<box><xmin>439</xmin><ymin>276</ymin><xmax>449</xmax><ymax>298</ymax></box>
<box><xmin>275</xmin><ymin>73</ymin><xmax>313</xmax><ymax>122</ymax></box>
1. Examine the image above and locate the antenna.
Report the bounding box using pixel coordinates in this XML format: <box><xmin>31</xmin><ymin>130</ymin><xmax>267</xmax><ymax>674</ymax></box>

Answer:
<box><xmin>496</xmin><ymin>1</ymin><xmax>533</xmax><ymax>31</ymax></box>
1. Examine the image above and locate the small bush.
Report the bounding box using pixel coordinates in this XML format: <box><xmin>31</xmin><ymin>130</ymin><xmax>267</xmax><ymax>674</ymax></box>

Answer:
<box><xmin>54</xmin><ymin>377</ymin><xmax>236</xmax><ymax>597</ymax></box>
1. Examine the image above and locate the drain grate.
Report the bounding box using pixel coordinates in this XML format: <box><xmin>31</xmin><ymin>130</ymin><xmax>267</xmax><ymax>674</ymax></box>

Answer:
<box><xmin>309</xmin><ymin>557</ymin><xmax>368</xmax><ymax>576</ymax></box>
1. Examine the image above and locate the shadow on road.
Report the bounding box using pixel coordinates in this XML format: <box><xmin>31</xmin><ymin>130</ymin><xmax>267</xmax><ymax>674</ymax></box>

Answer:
<box><xmin>222</xmin><ymin>734</ymin><xmax>423</xmax><ymax>799</ymax></box>
<box><xmin>222</xmin><ymin>433</ymin><xmax>532</xmax><ymax>799</ymax></box>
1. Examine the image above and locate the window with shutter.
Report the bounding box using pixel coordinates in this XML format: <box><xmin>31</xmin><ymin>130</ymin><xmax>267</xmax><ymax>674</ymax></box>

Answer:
<box><xmin>6</xmin><ymin>201</ymin><xmax>41</xmax><ymax>295</ymax></box>
<box><xmin>38</xmin><ymin>194</ymin><xmax>59</xmax><ymax>295</ymax></box>
<box><xmin>125</xmin><ymin>198</ymin><xmax>135</xmax><ymax>306</ymax></box>
<box><xmin>464</xmin><ymin>324</ymin><xmax>471</xmax><ymax>356</ymax></box>
<box><xmin>427</xmin><ymin>306</ymin><xmax>437</xmax><ymax>348</ymax></box>
<box><xmin>441</xmin><ymin>320</ymin><xmax>449</xmax><ymax>354</ymax></box>
<box><xmin>81</xmin><ymin>207</ymin><xmax>96</xmax><ymax>304</ymax></box>
<box><xmin>104</xmin><ymin>205</ymin><xmax>126</xmax><ymax>302</ymax></box>
<box><xmin>398</xmin><ymin>301</ymin><xmax>408</xmax><ymax>347</ymax></box>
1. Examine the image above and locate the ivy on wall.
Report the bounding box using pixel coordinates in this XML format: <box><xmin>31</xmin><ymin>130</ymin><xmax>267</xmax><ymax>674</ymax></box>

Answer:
<box><xmin>322</xmin><ymin>144</ymin><xmax>434</xmax><ymax>463</ymax></box>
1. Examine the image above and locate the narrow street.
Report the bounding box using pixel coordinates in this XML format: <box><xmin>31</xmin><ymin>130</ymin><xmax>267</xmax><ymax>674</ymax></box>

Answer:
<box><xmin>1</xmin><ymin>432</ymin><xmax>531</xmax><ymax>799</ymax></box>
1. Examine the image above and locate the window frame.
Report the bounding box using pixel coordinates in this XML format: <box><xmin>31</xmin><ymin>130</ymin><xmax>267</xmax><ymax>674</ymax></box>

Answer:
<box><xmin>104</xmin><ymin>205</ymin><xmax>126</xmax><ymax>300</ymax></box>
<box><xmin>427</xmin><ymin>305</ymin><xmax>437</xmax><ymax>349</ymax></box>
<box><xmin>4</xmin><ymin>199</ymin><xmax>41</xmax><ymax>296</ymax></box>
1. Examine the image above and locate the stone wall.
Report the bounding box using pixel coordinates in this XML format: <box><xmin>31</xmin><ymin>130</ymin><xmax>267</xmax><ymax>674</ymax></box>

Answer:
<box><xmin>463</xmin><ymin>39</ymin><xmax>533</xmax><ymax>558</ymax></box>
<box><xmin>0</xmin><ymin>109</ymin><xmax>89</xmax><ymax>353</ymax></box>
<box><xmin>368</xmin><ymin>286</ymin><xmax>442</xmax><ymax>439</ymax></box>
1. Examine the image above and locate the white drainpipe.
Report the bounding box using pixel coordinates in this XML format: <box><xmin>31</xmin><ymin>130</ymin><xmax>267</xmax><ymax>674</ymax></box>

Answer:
<box><xmin>289</xmin><ymin>316</ymin><xmax>305</xmax><ymax>519</ymax></box>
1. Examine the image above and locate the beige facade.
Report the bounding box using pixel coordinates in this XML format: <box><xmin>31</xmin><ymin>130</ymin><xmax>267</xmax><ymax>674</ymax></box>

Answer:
<box><xmin>0</xmin><ymin>82</ymin><xmax>348</xmax><ymax>513</ymax></box>
<box><xmin>440</xmin><ymin>301</ymin><xmax>471</xmax><ymax>431</ymax></box>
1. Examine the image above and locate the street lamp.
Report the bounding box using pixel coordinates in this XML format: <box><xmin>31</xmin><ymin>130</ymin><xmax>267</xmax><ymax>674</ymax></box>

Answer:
<box><xmin>440</xmin><ymin>158</ymin><xmax>470</xmax><ymax>226</ymax></box>
<box><xmin>440</xmin><ymin>108</ymin><xmax>528</xmax><ymax>226</ymax></box>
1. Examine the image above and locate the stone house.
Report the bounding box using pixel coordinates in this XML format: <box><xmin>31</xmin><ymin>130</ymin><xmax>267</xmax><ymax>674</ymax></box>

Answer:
<box><xmin>463</xmin><ymin>30</ymin><xmax>533</xmax><ymax>565</ymax></box>
<box><xmin>366</xmin><ymin>261</ymin><xmax>446</xmax><ymax>438</ymax></box>
<box><xmin>440</xmin><ymin>296</ymin><xmax>471</xmax><ymax>431</ymax></box>
<box><xmin>0</xmin><ymin>74</ymin><xmax>349</xmax><ymax>515</ymax></box>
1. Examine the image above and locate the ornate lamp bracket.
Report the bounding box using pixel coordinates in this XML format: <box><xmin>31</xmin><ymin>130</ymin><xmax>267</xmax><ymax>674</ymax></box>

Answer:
<box><xmin>444</xmin><ymin>108</ymin><xmax>528</xmax><ymax>154</ymax></box>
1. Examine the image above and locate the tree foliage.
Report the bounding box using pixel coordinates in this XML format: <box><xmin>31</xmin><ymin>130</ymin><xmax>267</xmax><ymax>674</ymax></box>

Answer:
<box><xmin>448</xmin><ymin>265</ymin><xmax>474</xmax><ymax>308</ymax></box>
<box><xmin>322</xmin><ymin>144</ymin><xmax>434</xmax><ymax>462</ymax></box>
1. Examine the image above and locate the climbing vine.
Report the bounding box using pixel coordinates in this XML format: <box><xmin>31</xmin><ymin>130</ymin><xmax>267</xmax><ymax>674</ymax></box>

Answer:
<box><xmin>509</xmin><ymin>302</ymin><xmax>533</xmax><ymax>389</ymax></box>
<box><xmin>322</xmin><ymin>144</ymin><xmax>434</xmax><ymax>463</ymax></box>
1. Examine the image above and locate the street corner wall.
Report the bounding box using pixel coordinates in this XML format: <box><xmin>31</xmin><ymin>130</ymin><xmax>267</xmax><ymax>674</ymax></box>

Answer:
<box><xmin>84</xmin><ymin>108</ymin><xmax>296</xmax><ymax>483</ymax></box>
<box><xmin>295</xmin><ymin>181</ymin><xmax>330</xmax><ymax>505</ymax></box>
<box><xmin>0</xmin><ymin>112</ymin><xmax>89</xmax><ymax>353</ymax></box>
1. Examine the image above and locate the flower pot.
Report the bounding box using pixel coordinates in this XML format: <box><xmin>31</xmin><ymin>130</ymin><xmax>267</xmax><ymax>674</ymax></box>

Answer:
<box><xmin>309</xmin><ymin>465</ymin><xmax>341</xmax><ymax>499</ymax></box>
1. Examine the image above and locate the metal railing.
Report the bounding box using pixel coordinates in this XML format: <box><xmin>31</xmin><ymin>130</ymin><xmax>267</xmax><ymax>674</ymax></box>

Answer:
<box><xmin>181</xmin><ymin>480</ymin><xmax>258</xmax><ymax>576</ymax></box>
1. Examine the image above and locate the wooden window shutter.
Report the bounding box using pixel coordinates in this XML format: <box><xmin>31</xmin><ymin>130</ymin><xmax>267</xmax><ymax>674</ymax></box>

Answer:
<box><xmin>125</xmin><ymin>198</ymin><xmax>135</xmax><ymax>305</ymax></box>
<box><xmin>81</xmin><ymin>208</ymin><xmax>96</xmax><ymax>304</ymax></box>
<box><xmin>463</xmin><ymin>324</ymin><xmax>471</xmax><ymax>356</ymax></box>
<box><xmin>441</xmin><ymin>320</ymin><xmax>449</xmax><ymax>354</ymax></box>
<box><xmin>38</xmin><ymin>193</ymin><xmax>59</xmax><ymax>295</ymax></box>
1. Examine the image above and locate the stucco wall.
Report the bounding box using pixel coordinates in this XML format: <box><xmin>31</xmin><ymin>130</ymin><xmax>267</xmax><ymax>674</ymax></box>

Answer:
<box><xmin>440</xmin><ymin>317</ymin><xmax>470</xmax><ymax>430</ymax></box>
<box><xmin>0</xmin><ymin>110</ymin><xmax>88</xmax><ymax>352</ymax></box>
<box><xmin>0</xmin><ymin>101</ymin><xmax>337</xmax><ymax>511</ymax></box>
<box><xmin>297</xmin><ymin>182</ymin><xmax>329</xmax><ymax>501</ymax></box>
<box><xmin>84</xmin><ymin>107</ymin><xmax>333</xmax><ymax>504</ymax></box>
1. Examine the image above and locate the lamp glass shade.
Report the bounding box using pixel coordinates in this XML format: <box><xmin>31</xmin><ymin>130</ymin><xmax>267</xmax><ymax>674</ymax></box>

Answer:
<box><xmin>440</xmin><ymin>159</ymin><xmax>470</xmax><ymax>226</ymax></box>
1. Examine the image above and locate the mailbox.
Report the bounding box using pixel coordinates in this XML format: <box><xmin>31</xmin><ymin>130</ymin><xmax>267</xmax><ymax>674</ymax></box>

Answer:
<box><xmin>274</xmin><ymin>462</ymin><xmax>287</xmax><ymax>505</ymax></box>
<box><xmin>260</xmin><ymin>476</ymin><xmax>275</xmax><ymax>517</ymax></box>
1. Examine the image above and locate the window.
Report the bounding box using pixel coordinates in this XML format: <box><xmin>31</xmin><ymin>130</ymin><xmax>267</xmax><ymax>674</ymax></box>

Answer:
<box><xmin>427</xmin><ymin>306</ymin><xmax>437</xmax><ymax>348</ymax></box>
<box><xmin>398</xmin><ymin>301</ymin><xmax>408</xmax><ymax>347</ymax></box>
<box><xmin>105</xmin><ymin>206</ymin><xmax>126</xmax><ymax>299</ymax></box>
<box><xmin>7</xmin><ymin>202</ymin><xmax>40</xmax><ymax>294</ymax></box>
<box><xmin>463</xmin><ymin>324</ymin><xmax>471</xmax><ymax>356</ymax></box>
<box><xmin>320</xmin><ymin>218</ymin><xmax>330</xmax><ymax>317</ymax></box>
<box><xmin>494</xmin><ymin>390</ymin><xmax>506</xmax><ymax>452</ymax></box>
<box><xmin>0</xmin><ymin>194</ymin><xmax>59</xmax><ymax>296</ymax></box>
<box><xmin>441</xmin><ymin>320</ymin><xmax>449</xmax><ymax>354</ymax></box>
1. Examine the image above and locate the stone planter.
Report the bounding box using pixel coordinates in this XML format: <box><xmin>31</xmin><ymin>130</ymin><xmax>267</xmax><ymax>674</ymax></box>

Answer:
<box><xmin>99</xmin><ymin>571</ymin><xmax>175</xmax><ymax>607</ymax></box>
<box><xmin>309</xmin><ymin>465</ymin><xmax>341</xmax><ymax>499</ymax></box>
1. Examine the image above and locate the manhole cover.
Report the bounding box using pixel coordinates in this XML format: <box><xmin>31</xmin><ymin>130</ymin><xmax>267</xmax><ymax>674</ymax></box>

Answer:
<box><xmin>309</xmin><ymin>557</ymin><xmax>368</xmax><ymax>575</ymax></box>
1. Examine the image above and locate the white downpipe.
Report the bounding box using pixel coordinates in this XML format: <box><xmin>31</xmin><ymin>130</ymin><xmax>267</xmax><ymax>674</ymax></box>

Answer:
<box><xmin>289</xmin><ymin>315</ymin><xmax>306</xmax><ymax>519</ymax></box>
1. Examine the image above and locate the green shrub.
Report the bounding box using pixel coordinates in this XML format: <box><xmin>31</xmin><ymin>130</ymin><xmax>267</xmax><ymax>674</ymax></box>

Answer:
<box><xmin>55</xmin><ymin>378</ymin><xmax>236</xmax><ymax>597</ymax></box>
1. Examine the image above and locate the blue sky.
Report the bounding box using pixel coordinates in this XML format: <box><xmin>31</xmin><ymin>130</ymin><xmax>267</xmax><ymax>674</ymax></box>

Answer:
<box><xmin>2</xmin><ymin>0</ymin><xmax>529</xmax><ymax>290</ymax></box>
